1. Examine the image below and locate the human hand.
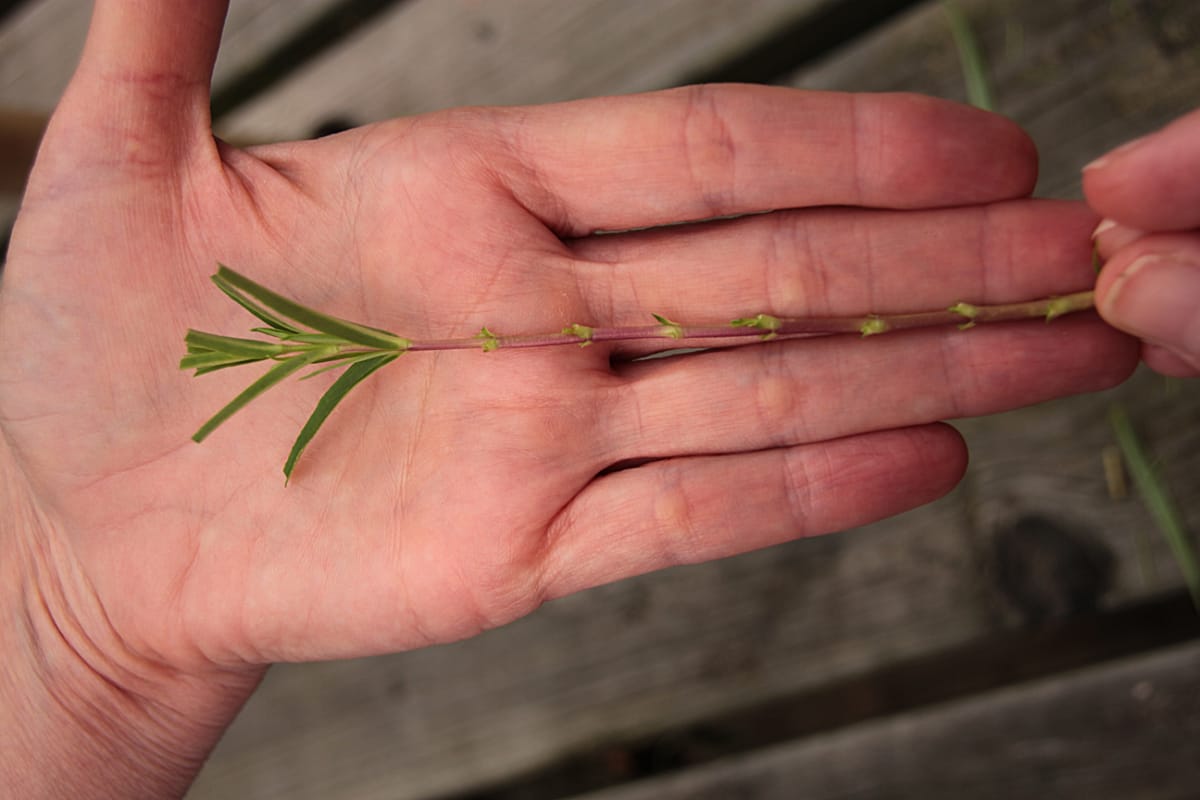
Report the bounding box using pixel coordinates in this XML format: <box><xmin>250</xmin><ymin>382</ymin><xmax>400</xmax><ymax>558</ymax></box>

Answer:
<box><xmin>1086</xmin><ymin>109</ymin><xmax>1200</xmax><ymax>376</ymax></box>
<box><xmin>0</xmin><ymin>1</ymin><xmax>1135</xmax><ymax>794</ymax></box>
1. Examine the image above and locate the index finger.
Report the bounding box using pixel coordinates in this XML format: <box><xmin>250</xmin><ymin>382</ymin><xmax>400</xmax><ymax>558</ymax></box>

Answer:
<box><xmin>494</xmin><ymin>84</ymin><xmax>1037</xmax><ymax>235</ymax></box>
<box><xmin>1083</xmin><ymin>107</ymin><xmax>1200</xmax><ymax>231</ymax></box>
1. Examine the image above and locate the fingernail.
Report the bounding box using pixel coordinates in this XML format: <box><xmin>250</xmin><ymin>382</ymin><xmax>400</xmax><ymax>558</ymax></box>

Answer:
<box><xmin>1103</xmin><ymin>256</ymin><xmax>1200</xmax><ymax>356</ymax></box>
<box><xmin>1091</xmin><ymin>218</ymin><xmax>1117</xmax><ymax>239</ymax></box>
<box><xmin>1090</xmin><ymin>219</ymin><xmax>1144</xmax><ymax>262</ymax></box>
<box><xmin>1083</xmin><ymin>134</ymin><xmax>1152</xmax><ymax>172</ymax></box>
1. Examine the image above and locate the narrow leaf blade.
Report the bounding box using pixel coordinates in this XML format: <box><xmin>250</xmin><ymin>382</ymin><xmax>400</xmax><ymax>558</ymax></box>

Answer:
<box><xmin>180</xmin><ymin>352</ymin><xmax>264</xmax><ymax>372</ymax></box>
<box><xmin>284</xmin><ymin>353</ymin><xmax>398</xmax><ymax>482</ymax></box>
<box><xmin>216</xmin><ymin>265</ymin><xmax>409</xmax><ymax>350</ymax></box>
<box><xmin>299</xmin><ymin>351</ymin><xmax>395</xmax><ymax>380</ymax></box>
<box><xmin>212</xmin><ymin>272</ymin><xmax>302</xmax><ymax>334</ymax></box>
<box><xmin>192</xmin><ymin>354</ymin><xmax>320</xmax><ymax>443</ymax></box>
<box><xmin>185</xmin><ymin>329</ymin><xmax>287</xmax><ymax>359</ymax></box>
<box><xmin>193</xmin><ymin>361</ymin><xmax>260</xmax><ymax>376</ymax></box>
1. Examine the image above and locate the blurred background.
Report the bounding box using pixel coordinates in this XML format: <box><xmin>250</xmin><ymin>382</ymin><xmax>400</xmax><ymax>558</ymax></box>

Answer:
<box><xmin>2</xmin><ymin>1</ymin><xmax>1198</xmax><ymax>798</ymax></box>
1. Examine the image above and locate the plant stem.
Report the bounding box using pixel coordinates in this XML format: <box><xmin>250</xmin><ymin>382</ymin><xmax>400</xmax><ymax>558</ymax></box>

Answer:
<box><xmin>183</xmin><ymin>264</ymin><xmax>1097</xmax><ymax>481</ymax></box>
<box><xmin>404</xmin><ymin>290</ymin><xmax>1095</xmax><ymax>352</ymax></box>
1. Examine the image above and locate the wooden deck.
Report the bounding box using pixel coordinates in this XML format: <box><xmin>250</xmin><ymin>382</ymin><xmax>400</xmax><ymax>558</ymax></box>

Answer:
<box><xmin>2</xmin><ymin>1</ymin><xmax>1198</xmax><ymax>798</ymax></box>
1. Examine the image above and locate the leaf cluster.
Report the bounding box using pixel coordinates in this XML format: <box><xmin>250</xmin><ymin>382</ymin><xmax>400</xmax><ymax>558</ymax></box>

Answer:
<box><xmin>183</xmin><ymin>266</ymin><xmax>408</xmax><ymax>482</ymax></box>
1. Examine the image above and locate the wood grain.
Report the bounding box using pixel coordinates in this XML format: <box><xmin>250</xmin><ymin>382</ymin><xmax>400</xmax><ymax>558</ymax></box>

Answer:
<box><xmin>571</xmin><ymin>640</ymin><xmax>1200</xmax><ymax>800</ymax></box>
<box><xmin>216</xmin><ymin>0</ymin><xmax>847</xmax><ymax>141</ymax></box>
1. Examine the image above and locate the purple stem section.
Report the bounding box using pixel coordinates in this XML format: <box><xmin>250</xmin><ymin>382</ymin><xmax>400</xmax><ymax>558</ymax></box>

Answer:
<box><xmin>403</xmin><ymin>290</ymin><xmax>1095</xmax><ymax>353</ymax></box>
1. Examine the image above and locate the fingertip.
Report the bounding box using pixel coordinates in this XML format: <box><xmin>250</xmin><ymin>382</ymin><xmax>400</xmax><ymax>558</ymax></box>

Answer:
<box><xmin>1140</xmin><ymin>344</ymin><xmax>1200</xmax><ymax>378</ymax></box>
<box><xmin>879</xmin><ymin>94</ymin><xmax>1038</xmax><ymax>203</ymax></box>
<box><xmin>930</xmin><ymin>421</ymin><xmax>970</xmax><ymax>488</ymax></box>
<box><xmin>1081</xmin><ymin>133</ymin><xmax>1150</xmax><ymax>174</ymax></box>
<box><xmin>1095</xmin><ymin>237</ymin><xmax>1200</xmax><ymax>370</ymax></box>
<box><xmin>1082</xmin><ymin>108</ymin><xmax>1200</xmax><ymax>230</ymax></box>
<box><xmin>827</xmin><ymin>423</ymin><xmax>969</xmax><ymax>513</ymax></box>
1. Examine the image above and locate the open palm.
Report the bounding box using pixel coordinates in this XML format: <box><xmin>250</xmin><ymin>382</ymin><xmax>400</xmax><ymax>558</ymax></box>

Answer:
<box><xmin>1</xmin><ymin>0</ymin><xmax>1135</xmax><ymax>706</ymax></box>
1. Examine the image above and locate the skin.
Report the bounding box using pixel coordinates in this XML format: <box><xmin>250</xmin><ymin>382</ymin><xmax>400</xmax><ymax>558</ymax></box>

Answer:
<box><xmin>0</xmin><ymin>1</ymin><xmax>1138</xmax><ymax>796</ymax></box>
<box><xmin>1087</xmin><ymin>108</ymin><xmax>1200</xmax><ymax>377</ymax></box>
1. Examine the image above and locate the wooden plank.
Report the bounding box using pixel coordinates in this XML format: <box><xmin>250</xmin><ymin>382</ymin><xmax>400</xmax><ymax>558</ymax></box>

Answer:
<box><xmin>786</xmin><ymin>0</ymin><xmax>1200</xmax><ymax>198</ymax></box>
<box><xmin>0</xmin><ymin>107</ymin><xmax>41</xmax><ymax>193</ymax></box>
<box><xmin>216</xmin><ymin>0</ymin><xmax>857</xmax><ymax>142</ymax></box>
<box><xmin>570</xmin><ymin>640</ymin><xmax>1200</xmax><ymax>800</ymax></box>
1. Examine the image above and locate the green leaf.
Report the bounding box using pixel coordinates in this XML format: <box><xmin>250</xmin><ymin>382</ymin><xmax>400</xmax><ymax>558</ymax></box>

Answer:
<box><xmin>274</xmin><ymin>332</ymin><xmax>351</xmax><ymax>346</ymax></box>
<box><xmin>652</xmin><ymin>313</ymin><xmax>684</xmax><ymax>340</ymax></box>
<box><xmin>562</xmin><ymin>323</ymin><xmax>595</xmax><ymax>347</ymax></box>
<box><xmin>730</xmin><ymin>313</ymin><xmax>782</xmax><ymax>340</ymax></box>
<box><xmin>250</xmin><ymin>326</ymin><xmax>299</xmax><ymax>339</ymax></box>
<box><xmin>180</xmin><ymin>351</ymin><xmax>266</xmax><ymax>373</ymax></box>
<box><xmin>212</xmin><ymin>273</ymin><xmax>302</xmax><ymax>334</ymax></box>
<box><xmin>731</xmin><ymin>313</ymin><xmax>782</xmax><ymax>331</ymax></box>
<box><xmin>215</xmin><ymin>265</ymin><xmax>410</xmax><ymax>351</ymax></box>
<box><xmin>948</xmin><ymin>302</ymin><xmax>979</xmax><ymax>320</ymax></box>
<box><xmin>299</xmin><ymin>350</ymin><xmax>394</xmax><ymax>380</ymax></box>
<box><xmin>193</xmin><ymin>361</ymin><xmax>261</xmax><ymax>376</ymax></box>
<box><xmin>475</xmin><ymin>326</ymin><xmax>500</xmax><ymax>353</ymax></box>
<box><xmin>284</xmin><ymin>353</ymin><xmax>399</xmax><ymax>483</ymax></box>
<box><xmin>184</xmin><ymin>329</ymin><xmax>288</xmax><ymax>359</ymax></box>
<box><xmin>192</xmin><ymin>352</ymin><xmax>326</xmax><ymax>443</ymax></box>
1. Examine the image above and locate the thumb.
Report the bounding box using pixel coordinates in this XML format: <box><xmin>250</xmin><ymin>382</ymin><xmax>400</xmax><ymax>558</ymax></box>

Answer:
<box><xmin>54</xmin><ymin>0</ymin><xmax>229</xmax><ymax>159</ymax></box>
<box><xmin>1096</xmin><ymin>234</ymin><xmax>1200</xmax><ymax>377</ymax></box>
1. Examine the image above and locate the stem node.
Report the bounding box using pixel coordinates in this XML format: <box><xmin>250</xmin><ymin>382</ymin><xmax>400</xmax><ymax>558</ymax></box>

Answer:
<box><xmin>859</xmin><ymin>317</ymin><xmax>889</xmax><ymax>337</ymax></box>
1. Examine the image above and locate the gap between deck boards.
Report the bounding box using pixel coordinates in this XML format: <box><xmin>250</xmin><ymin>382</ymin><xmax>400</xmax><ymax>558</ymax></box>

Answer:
<box><xmin>441</xmin><ymin>591</ymin><xmax>1200</xmax><ymax>800</ymax></box>
<box><xmin>683</xmin><ymin>0</ymin><xmax>924</xmax><ymax>85</ymax></box>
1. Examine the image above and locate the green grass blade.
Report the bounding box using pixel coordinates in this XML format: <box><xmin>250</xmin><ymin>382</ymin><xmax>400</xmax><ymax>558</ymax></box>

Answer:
<box><xmin>284</xmin><ymin>353</ymin><xmax>398</xmax><ymax>483</ymax></box>
<box><xmin>215</xmin><ymin>265</ymin><xmax>409</xmax><ymax>350</ymax></box>
<box><xmin>1110</xmin><ymin>404</ymin><xmax>1200</xmax><ymax>610</ymax></box>
<box><xmin>192</xmin><ymin>353</ymin><xmax>323</xmax><ymax>443</ymax></box>
<box><xmin>943</xmin><ymin>0</ymin><xmax>994</xmax><ymax>111</ymax></box>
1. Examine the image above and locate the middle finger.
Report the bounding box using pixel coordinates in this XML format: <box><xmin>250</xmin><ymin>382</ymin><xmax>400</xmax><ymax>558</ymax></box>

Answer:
<box><xmin>597</xmin><ymin>315</ymin><xmax>1134</xmax><ymax>463</ymax></box>
<box><xmin>568</xmin><ymin>199</ymin><xmax>1099</xmax><ymax>357</ymax></box>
